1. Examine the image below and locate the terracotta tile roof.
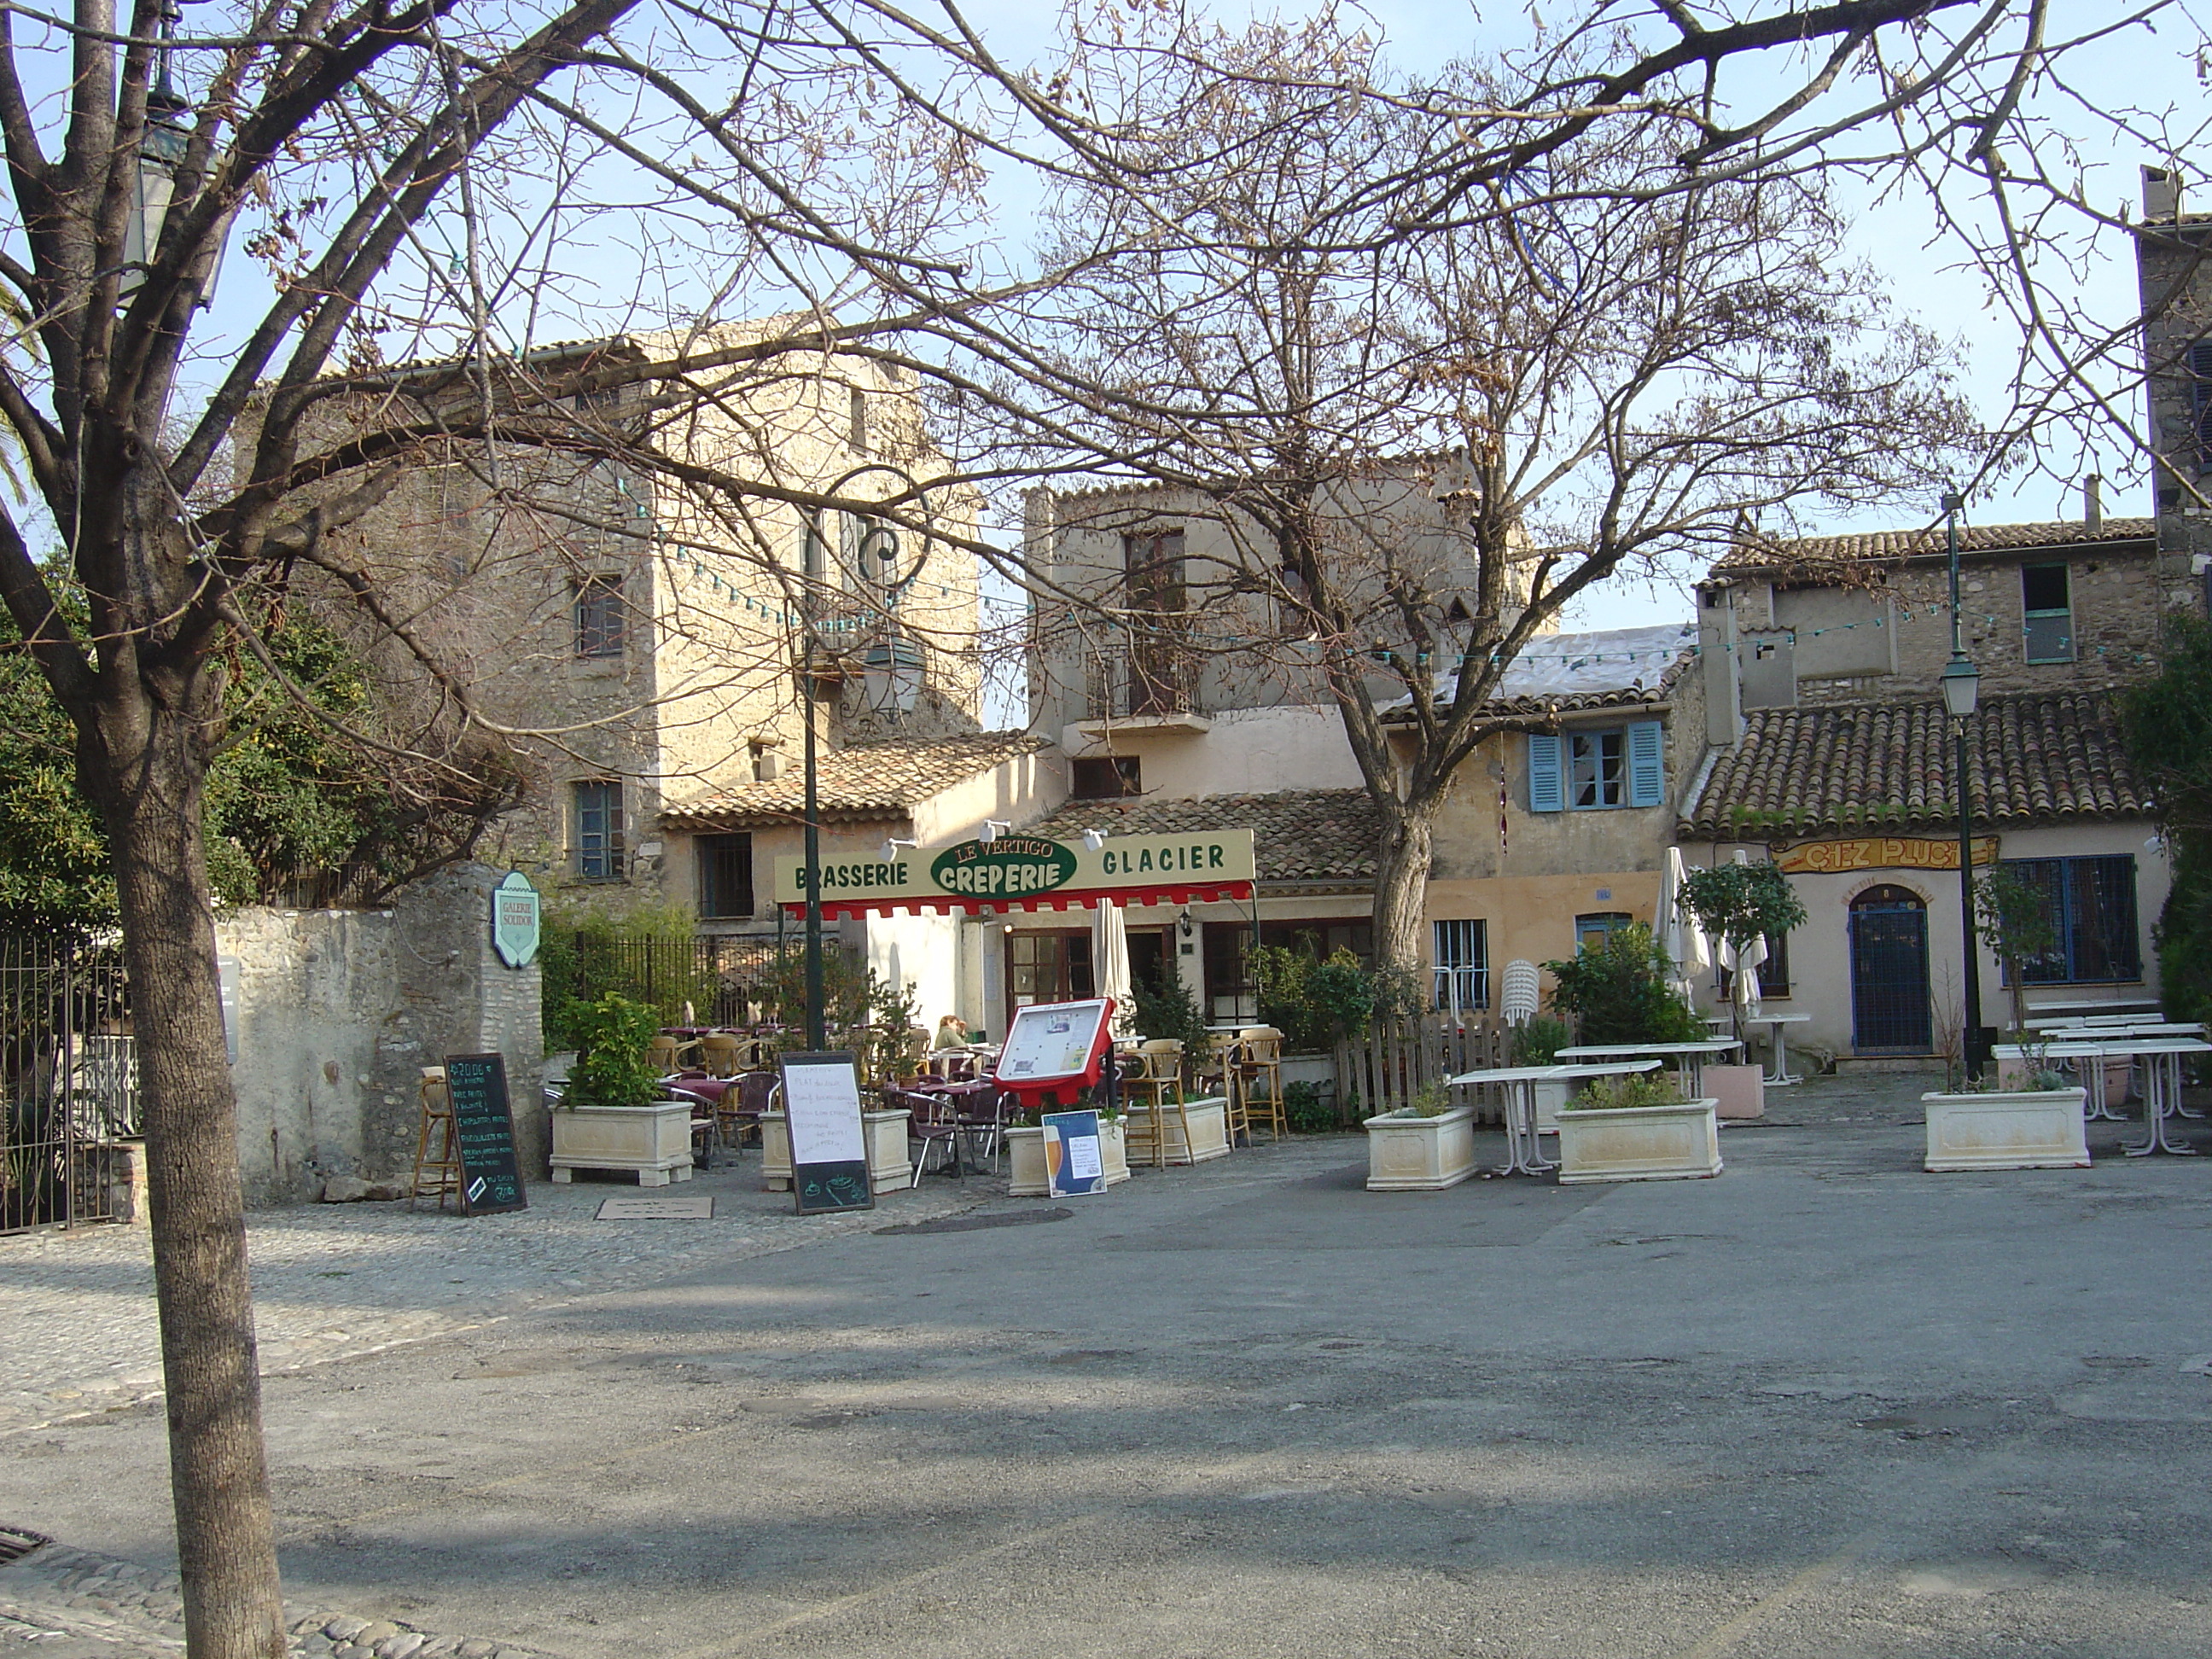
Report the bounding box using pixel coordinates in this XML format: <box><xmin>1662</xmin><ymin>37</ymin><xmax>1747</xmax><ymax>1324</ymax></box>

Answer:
<box><xmin>1679</xmin><ymin>692</ymin><xmax>2152</xmax><ymax>839</ymax></box>
<box><xmin>1714</xmin><ymin>516</ymin><xmax>2155</xmax><ymax>576</ymax></box>
<box><xmin>661</xmin><ymin>732</ymin><xmax>1048</xmax><ymax>829</ymax></box>
<box><xmin>1393</xmin><ymin>623</ymin><xmax>1697</xmax><ymax>718</ymax></box>
<box><xmin>1027</xmin><ymin>790</ymin><xmax>1383</xmax><ymax>886</ymax></box>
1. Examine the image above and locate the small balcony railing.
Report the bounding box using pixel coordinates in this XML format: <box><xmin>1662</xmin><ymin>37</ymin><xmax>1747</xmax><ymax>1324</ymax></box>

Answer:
<box><xmin>1083</xmin><ymin>645</ymin><xmax>1200</xmax><ymax>721</ymax></box>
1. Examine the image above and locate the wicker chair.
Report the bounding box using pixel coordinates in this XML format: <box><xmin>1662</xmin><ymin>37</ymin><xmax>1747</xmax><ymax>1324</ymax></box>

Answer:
<box><xmin>1237</xmin><ymin>1027</ymin><xmax>1289</xmax><ymax>1139</ymax></box>
<box><xmin>1123</xmin><ymin>1039</ymin><xmax>1189</xmax><ymax>1167</ymax></box>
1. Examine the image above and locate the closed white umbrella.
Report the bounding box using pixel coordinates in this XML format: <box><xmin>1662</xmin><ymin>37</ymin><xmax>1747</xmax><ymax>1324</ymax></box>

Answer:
<box><xmin>1091</xmin><ymin>898</ymin><xmax>1133</xmax><ymax>1034</ymax></box>
<box><xmin>1661</xmin><ymin>847</ymin><xmax>1711</xmax><ymax>1001</ymax></box>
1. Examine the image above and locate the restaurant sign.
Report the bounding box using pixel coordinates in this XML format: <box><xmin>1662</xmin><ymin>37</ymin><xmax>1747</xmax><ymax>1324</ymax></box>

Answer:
<box><xmin>931</xmin><ymin>835</ymin><xmax>1078</xmax><ymax>898</ymax></box>
<box><xmin>773</xmin><ymin>829</ymin><xmax>1256</xmax><ymax>910</ymax></box>
<box><xmin>1774</xmin><ymin>835</ymin><xmax>2000</xmax><ymax>876</ymax></box>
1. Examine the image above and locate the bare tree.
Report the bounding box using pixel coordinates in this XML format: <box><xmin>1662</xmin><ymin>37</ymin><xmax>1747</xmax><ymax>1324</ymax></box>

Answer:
<box><xmin>991</xmin><ymin>14</ymin><xmax>1976</xmax><ymax>981</ymax></box>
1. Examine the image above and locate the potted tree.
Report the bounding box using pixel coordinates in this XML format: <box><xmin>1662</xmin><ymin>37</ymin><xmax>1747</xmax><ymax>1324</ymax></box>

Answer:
<box><xmin>550</xmin><ymin>992</ymin><xmax>696</xmax><ymax>1187</ymax></box>
<box><xmin>1543</xmin><ymin>924</ymin><xmax>1711</xmax><ymax>1045</ymax></box>
<box><xmin>1674</xmin><ymin>864</ymin><xmax>1806</xmax><ymax>1118</ymax></box>
<box><xmin>1363</xmin><ymin>1081</ymin><xmax>1478</xmax><ymax>1190</ymax></box>
<box><xmin>1555</xmin><ymin>1070</ymin><xmax>1723</xmax><ymax>1185</ymax></box>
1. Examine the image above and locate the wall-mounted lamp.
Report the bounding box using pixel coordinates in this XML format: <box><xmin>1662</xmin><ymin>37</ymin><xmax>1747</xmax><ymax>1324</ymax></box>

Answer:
<box><xmin>1178</xmin><ymin>908</ymin><xmax>1194</xmax><ymax>939</ymax></box>
<box><xmin>1080</xmin><ymin>828</ymin><xmax>1106</xmax><ymax>851</ymax></box>
<box><xmin>880</xmin><ymin>836</ymin><xmax>919</xmax><ymax>860</ymax></box>
<box><xmin>981</xmin><ymin>819</ymin><xmax>1012</xmax><ymax>845</ymax></box>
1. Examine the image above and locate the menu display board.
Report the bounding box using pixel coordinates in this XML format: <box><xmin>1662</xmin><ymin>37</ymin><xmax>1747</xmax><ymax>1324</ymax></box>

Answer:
<box><xmin>779</xmin><ymin>1051</ymin><xmax>873</xmax><ymax>1215</ymax></box>
<box><xmin>995</xmin><ymin>998</ymin><xmax>1115</xmax><ymax>1089</ymax></box>
<box><xmin>441</xmin><ymin>1052</ymin><xmax>527</xmax><ymax>1214</ymax></box>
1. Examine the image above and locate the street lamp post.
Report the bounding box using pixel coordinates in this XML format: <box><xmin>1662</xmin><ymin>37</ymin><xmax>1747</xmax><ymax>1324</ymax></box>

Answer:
<box><xmin>1940</xmin><ymin>490</ymin><xmax>1985</xmax><ymax>1082</ymax></box>
<box><xmin>797</xmin><ymin>463</ymin><xmax>933</xmax><ymax>1051</ymax></box>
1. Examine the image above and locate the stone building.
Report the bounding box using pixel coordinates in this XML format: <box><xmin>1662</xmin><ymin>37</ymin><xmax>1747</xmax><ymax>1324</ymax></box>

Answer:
<box><xmin>2133</xmin><ymin>162</ymin><xmax>2212</xmax><ymax>612</ymax></box>
<box><xmin>328</xmin><ymin>321</ymin><xmax>984</xmax><ymax>912</ymax></box>
<box><xmin>1679</xmin><ymin>515</ymin><xmax>2168</xmax><ymax>1064</ymax></box>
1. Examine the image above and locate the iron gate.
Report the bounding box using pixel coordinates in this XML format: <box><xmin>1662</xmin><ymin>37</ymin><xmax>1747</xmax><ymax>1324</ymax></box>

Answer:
<box><xmin>1849</xmin><ymin>903</ymin><xmax>1932</xmax><ymax>1053</ymax></box>
<box><xmin>1</xmin><ymin>934</ymin><xmax>137</xmax><ymax>1234</ymax></box>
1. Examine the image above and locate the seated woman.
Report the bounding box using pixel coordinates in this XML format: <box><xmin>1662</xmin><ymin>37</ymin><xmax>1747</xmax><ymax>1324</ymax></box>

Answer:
<box><xmin>931</xmin><ymin>1014</ymin><xmax>971</xmax><ymax>1051</ymax></box>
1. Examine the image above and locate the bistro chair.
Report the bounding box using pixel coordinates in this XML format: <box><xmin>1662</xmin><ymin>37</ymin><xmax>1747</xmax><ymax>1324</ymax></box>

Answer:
<box><xmin>893</xmin><ymin>1087</ymin><xmax>972</xmax><ymax>1182</ymax></box>
<box><xmin>699</xmin><ymin>1033</ymin><xmax>745</xmax><ymax>1078</ymax></box>
<box><xmin>1237</xmin><ymin>1027</ymin><xmax>1289</xmax><ymax>1139</ymax></box>
<box><xmin>1500</xmin><ymin>960</ymin><xmax>1541</xmax><ymax>1027</ymax></box>
<box><xmin>718</xmin><ymin>1068</ymin><xmax>779</xmax><ymax>1150</ymax></box>
<box><xmin>1207</xmin><ymin>1033</ymin><xmax>1251</xmax><ymax>1146</ymax></box>
<box><xmin>1123</xmin><ymin>1039</ymin><xmax>1189</xmax><ymax>1167</ymax></box>
<box><xmin>649</xmin><ymin>1032</ymin><xmax>699</xmax><ymax>1073</ymax></box>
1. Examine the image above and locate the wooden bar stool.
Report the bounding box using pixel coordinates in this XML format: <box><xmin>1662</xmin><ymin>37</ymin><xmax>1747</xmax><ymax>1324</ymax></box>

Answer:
<box><xmin>410</xmin><ymin>1067</ymin><xmax>463</xmax><ymax>1209</ymax></box>
<box><xmin>1237</xmin><ymin>1027</ymin><xmax>1289</xmax><ymax>1139</ymax></box>
<box><xmin>1124</xmin><ymin>1039</ymin><xmax>1190</xmax><ymax>1167</ymax></box>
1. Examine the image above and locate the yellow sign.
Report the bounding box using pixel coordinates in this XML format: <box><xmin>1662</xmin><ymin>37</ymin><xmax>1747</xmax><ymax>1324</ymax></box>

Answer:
<box><xmin>1774</xmin><ymin>835</ymin><xmax>2000</xmax><ymax>875</ymax></box>
<box><xmin>773</xmin><ymin>830</ymin><xmax>1257</xmax><ymax>906</ymax></box>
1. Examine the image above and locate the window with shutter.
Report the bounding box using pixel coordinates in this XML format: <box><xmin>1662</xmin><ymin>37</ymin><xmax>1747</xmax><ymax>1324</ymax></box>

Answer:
<box><xmin>1627</xmin><ymin>720</ymin><xmax>1665</xmax><ymax>807</ymax></box>
<box><xmin>2193</xmin><ymin>341</ymin><xmax>2212</xmax><ymax>471</ymax></box>
<box><xmin>1528</xmin><ymin>732</ymin><xmax>1564</xmax><ymax>812</ymax></box>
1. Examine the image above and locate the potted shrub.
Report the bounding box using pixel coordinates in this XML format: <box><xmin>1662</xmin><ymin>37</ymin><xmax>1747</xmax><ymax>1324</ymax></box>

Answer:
<box><xmin>1555</xmin><ymin>1071</ymin><xmax>1722</xmax><ymax>1185</ymax></box>
<box><xmin>1252</xmin><ymin>941</ymin><xmax>1374</xmax><ymax>1101</ymax></box>
<box><xmin>550</xmin><ymin>992</ymin><xmax>696</xmax><ymax>1187</ymax></box>
<box><xmin>1674</xmin><ymin>861</ymin><xmax>1807</xmax><ymax>1041</ymax></box>
<box><xmin>1543</xmin><ymin>924</ymin><xmax>1712</xmax><ymax>1046</ymax></box>
<box><xmin>1363</xmin><ymin>1082</ymin><xmax>1477</xmax><ymax>1190</ymax></box>
<box><xmin>1923</xmin><ymin>1065</ymin><xmax>2089</xmax><ymax>1172</ymax></box>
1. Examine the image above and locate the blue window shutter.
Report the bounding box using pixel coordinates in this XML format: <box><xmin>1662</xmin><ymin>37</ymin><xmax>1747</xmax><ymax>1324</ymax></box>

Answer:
<box><xmin>1528</xmin><ymin>732</ymin><xmax>1564</xmax><ymax>812</ymax></box>
<box><xmin>1627</xmin><ymin>720</ymin><xmax>1665</xmax><ymax>808</ymax></box>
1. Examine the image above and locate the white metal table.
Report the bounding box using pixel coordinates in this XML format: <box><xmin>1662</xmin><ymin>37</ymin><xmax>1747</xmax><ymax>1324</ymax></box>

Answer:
<box><xmin>1742</xmin><ymin>1014</ymin><xmax>1811</xmax><ymax>1086</ymax></box>
<box><xmin>1445</xmin><ymin>1060</ymin><xmax>1662</xmax><ymax>1177</ymax></box>
<box><xmin>2013</xmin><ymin>1024</ymin><xmax>2205</xmax><ymax>1120</ymax></box>
<box><xmin>1553</xmin><ymin>1039</ymin><xmax>1745</xmax><ymax>1100</ymax></box>
<box><xmin>1992</xmin><ymin>1037</ymin><xmax>2212</xmax><ymax>1152</ymax></box>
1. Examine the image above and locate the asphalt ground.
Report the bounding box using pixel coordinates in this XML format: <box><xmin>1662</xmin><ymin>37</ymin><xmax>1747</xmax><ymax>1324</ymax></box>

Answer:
<box><xmin>8</xmin><ymin>1073</ymin><xmax>2212</xmax><ymax>1658</ymax></box>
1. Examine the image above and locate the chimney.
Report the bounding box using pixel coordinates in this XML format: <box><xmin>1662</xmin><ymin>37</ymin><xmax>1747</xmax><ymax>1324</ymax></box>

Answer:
<box><xmin>2143</xmin><ymin>164</ymin><xmax>2182</xmax><ymax>222</ymax></box>
<box><xmin>2083</xmin><ymin>474</ymin><xmax>2104</xmax><ymax>535</ymax></box>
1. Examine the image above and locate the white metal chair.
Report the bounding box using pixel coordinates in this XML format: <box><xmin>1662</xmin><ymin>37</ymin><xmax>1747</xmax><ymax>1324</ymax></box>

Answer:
<box><xmin>1500</xmin><ymin>959</ymin><xmax>1541</xmax><ymax>1027</ymax></box>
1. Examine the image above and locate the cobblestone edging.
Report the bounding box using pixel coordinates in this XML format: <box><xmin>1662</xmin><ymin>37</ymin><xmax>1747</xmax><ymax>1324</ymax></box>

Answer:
<box><xmin>0</xmin><ymin>1543</ymin><xmax>554</xmax><ymax>1658</ymax></box>
<box><xmin>0</xmin><ymin>1173</ymin><xmax>992</xmax><ymax>1437</ymax></box>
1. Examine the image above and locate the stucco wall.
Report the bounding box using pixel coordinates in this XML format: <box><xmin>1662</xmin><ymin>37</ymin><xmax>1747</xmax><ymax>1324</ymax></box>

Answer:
<box><xmin>1060</xmin><ymin>705</ymin><xmax>1364</xmax><ymax>799</ymax></box>
<box><xmin>214</xmin><ymin>864</ymin><xmax>544</xmax><ymax>1206</ymax></box>
<box><xmin>1688</xmin><ymin>824</ymin><xmax>2168</xmax><ymax>1062</ymax></box>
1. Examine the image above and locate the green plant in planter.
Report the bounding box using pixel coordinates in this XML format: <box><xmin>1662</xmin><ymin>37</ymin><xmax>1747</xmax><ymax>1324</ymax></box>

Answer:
<box><xmin>562</xmin><ymin>992</ymin><xmax>664</xmax><ymax>1108</ymax></box>
<box><xmin>1544</xmin><ymin>923</ymin><xmax>1709</xmax><ymax>1045</ymax></box>
<box><xmin>1399</xmin><ymin>1081</ymin><xmax>1452</xmax><ymax>1119</ymax></box>
<box><xmin>1129</xmin><ymin>965</ymin><xmax>1211</xmax><ymax>1056</ymax></box>
<box><xmin>1510</xmin><ymin>1015</ymin><xmax>1571</xmax><ymax>1067</ymax></box>
<box><xmin>1567</xmin><ymin>1070</ymin><xmax>1687</xmax><ymax>1111</ymax></box>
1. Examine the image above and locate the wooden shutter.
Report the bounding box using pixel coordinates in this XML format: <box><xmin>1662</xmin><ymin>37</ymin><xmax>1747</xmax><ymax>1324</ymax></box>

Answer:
<box><xmin>1528</xmin><ymin>732</ymin><xmax>1564</xmax><ymax>812</ymax></box>
<box><xmin>1627</xmin><ymin>720</ymin><xmax>1665</xmax><ymax>808</ymax></box>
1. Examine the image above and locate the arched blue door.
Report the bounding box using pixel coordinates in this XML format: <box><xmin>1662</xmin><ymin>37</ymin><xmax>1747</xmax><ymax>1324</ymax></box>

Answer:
<box><xmin>1850</xmin><ymin>885</ymin><xmax>1931</xmax><ymax>1052</ymax></box>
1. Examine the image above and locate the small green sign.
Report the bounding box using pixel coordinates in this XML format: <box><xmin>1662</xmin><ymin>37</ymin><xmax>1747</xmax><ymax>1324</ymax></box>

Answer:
<box><xmin>929</xmin><ymin>835</ymin><xmax>1078</xmax><ymax>899</ymax></box>
<box><xmin>491</xmin><ymin>870</ymin><xmax>541</xmax><ymax>969</ymax></box>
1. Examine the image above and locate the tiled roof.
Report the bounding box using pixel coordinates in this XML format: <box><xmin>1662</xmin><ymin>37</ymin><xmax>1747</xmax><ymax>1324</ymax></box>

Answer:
<box><xmin>1714</xmin><ymin>517</ymin><xmax>2155</xmax><ymax>575</ymax></box>
<box><xmin>1027</xmin><ymin>790</ymin><xmax>1383</xmax><ymax>886</ymax></box>
<box><xmin>1394</xmin><ymin>623</ymin><xmax>1697</xmax><ymax>717</ymax></box>
<box><xmin>661</xmin><ymin>732</ymin><xmax>1048</xmax><ymax>828</ymax></box>
<box><xmin>1679</xmin><ymin>692</ymin><xmax>2152</xmax><ymax>839</ymax></box>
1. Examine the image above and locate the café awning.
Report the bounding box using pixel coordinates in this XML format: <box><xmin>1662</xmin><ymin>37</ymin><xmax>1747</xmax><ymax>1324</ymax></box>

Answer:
<box><xmin>774</xmin><ymin>829</ymin><xmax>1256</xmax><ymax>922</ymax></box>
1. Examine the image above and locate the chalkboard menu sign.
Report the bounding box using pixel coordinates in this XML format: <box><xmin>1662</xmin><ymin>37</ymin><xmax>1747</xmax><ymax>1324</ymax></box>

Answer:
<box><xmin>442</xmin><ymin>1052</ymin><xmax>528</xmax><ymax>1214</ymax></box>
<box><xmin>779</xmin><ymin>1051</ymin><xmax>873</xmax><ymax>1216</ymax></box>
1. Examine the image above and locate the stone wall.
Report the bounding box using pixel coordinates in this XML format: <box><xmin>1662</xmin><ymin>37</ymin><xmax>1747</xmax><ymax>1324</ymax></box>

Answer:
<box><xmin>214</xmin><ymin>864</ymin><xmax>544</xmax><ymax>1207</ymax></box>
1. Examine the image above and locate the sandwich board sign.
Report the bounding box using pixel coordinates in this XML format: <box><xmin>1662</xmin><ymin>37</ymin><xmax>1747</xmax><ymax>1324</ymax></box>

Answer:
<box><xmin>1039</xmin><ymin>1109</ymin><xmax>1106</xmax><ymax>1198</ymax></box>
<box><xmin>440</xmin><ymin>1052</ymin><xmax>528</xmax><ymax>1214</ymax></box>
<box><xmin>778</xmin><ymin>1051</ymin><xmax>873</xmax><ymax>1215</ymax></box>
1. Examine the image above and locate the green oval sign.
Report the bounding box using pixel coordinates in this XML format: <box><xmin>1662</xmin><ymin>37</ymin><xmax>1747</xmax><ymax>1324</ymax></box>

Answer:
<box><xmin>931</xmin><ymin>835</ymin><xmax>1076</xmax><ymax>899</ymax></box>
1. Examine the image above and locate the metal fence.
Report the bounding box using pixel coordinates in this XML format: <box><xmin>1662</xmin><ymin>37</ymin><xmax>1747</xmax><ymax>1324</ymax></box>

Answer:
<box><xmin>1</xmin><ymin>934</ymin><xmax>136</xmax><ymax>1234</ymax></box>
<box><xmin>542</xmin><ymin>931</ymin><xmax>793</xmax><ymax>1032</ymax></box>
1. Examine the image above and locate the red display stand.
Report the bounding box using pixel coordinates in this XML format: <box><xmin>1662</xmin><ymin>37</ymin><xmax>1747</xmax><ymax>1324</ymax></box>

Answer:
<box><xmin>992</xmin><ymin>997</ymin><xmax>1118</xmax><ymax>1114</ymax></box>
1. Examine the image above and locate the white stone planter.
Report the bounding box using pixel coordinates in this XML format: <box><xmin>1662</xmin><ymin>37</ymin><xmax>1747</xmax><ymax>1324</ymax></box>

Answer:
<box><xmin>1556</xmin><ymin>1099</ymin><xmax>1722</xmax><ymax>1185</ymax></box>
<box><xmin>550</xmin><ymin>1100</ymin><xmax>695</xmax><ymax>1187</ymax></box>
<box><xmin>1922</xmin><ymin>1087</ymin><xmax>2089</xmax><ymax>1172</ymax></box>
<box><xmin>1124</xmin><ymin>1097</ymin><xmax>1231</xmax><ymax>1166</ymax></box>
<box><xmin>1007</xmin><ymin>1118</ymin><xmax>1132</xmax><ymax>1196</ymax></box>
<box><xmin>1362</xmin><ymin>1105</ymin><xmax>1478</xmax><ymax>1190</ymax></box>
<box><xmin>760</xmin><ymin>1108</ymin><xmax>915</xmax><ymax>1193</ymax></box>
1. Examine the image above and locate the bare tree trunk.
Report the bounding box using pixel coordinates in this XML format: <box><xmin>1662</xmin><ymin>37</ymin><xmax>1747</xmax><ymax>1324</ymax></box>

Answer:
<box><xmin>88</xmin><ymin>620</ymin><xmax>285</xmax><ymax>1659</ymax></box>
<box><xmin>1369</xmin><ymin>800</ymin><xmax>1438</xmax><ymax>992</ymax></box>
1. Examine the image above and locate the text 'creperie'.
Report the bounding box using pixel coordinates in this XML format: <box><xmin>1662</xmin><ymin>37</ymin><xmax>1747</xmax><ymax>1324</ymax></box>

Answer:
<box><xmin>940</xmin><ymin>860</ymin><xmax>1063</xmax><ymax>894</ymax></box>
